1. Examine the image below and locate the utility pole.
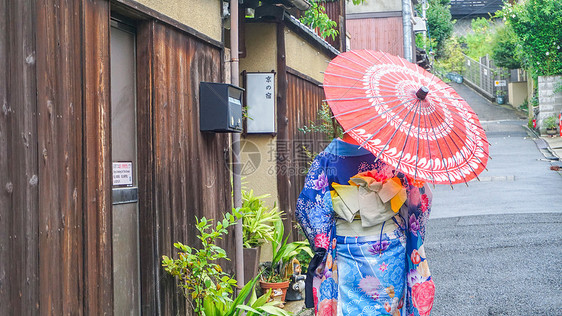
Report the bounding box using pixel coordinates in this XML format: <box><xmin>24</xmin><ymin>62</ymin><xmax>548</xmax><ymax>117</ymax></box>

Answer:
<box><xmin>230</xmin><ymin>0</ymin><xmax>244</xmax><ymax>287</ymax></box>
<box><xmin>402</xmin><ymin>0</ymin><xmax>414</xmax><ymax>62</ymax></box>
<box><xmin>422</xmin><ymin>0</ymin><xmax>428</xmax><ymax>51</ymax></box>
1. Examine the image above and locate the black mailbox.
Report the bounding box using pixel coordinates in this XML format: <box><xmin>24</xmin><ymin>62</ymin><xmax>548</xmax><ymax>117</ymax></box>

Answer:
<box><xmin>199</xmin><ymin>82</ymin><xmax>244</xmax><ymax>133</ymax></box>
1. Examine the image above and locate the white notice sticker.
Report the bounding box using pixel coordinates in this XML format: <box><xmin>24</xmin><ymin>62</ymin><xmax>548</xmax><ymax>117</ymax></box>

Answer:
<box><xmin>112</xmin><ymin>162</ymin><xmax>133</xmax><ymax>186</ymax></box>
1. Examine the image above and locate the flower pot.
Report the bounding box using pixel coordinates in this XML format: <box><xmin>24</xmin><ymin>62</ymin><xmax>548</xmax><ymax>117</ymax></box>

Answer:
<box><xmin>454</xmin><ymin>74</ymin><xmax>463</xmax><ymax>84</ymax></box>
<box><xmin>496</xmin><ymin>95</ymin><xmax>505</xmax><ymax>105</ymax></box>
<box><xmin>546</xmin><ymin>128</ymin><xmax>557</xmax><ymax>136</ymax></box>
<box><xmin>447</xmin><ymin>72</ymin><xmax>463</xmax><ymax>84</ymax></box>
<box><xmin>259</xmin><ymin>280</ymin><xmax>290</xmax><ymax>304</ymax></box>
<box><xmin>243</xmin><ymin>247</ymin><xmax>261</xmax><ymax>285</ymax></box>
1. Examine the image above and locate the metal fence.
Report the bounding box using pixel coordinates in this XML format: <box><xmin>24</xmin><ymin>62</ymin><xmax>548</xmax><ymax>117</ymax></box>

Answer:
<box><xmin>463</xmin><ymin>54</ymin><xmax>510</xmax><ymax>100</ymax></box>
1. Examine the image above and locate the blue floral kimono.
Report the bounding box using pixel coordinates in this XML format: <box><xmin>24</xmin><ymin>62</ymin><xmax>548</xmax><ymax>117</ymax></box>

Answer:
<box><xmin>296</xmin><ymin>139</ymin><xmax>435</xmax><ymax>316</ymax></box>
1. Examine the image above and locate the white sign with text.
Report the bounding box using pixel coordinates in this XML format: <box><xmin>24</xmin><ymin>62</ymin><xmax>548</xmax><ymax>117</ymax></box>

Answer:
<box><xmin>246</xmin><ymin>72</ymin><xmax>276</xmax><ymax>133</ymax></box>
<box><xmin>112</xmin><ymin>162</ymin><xmax>133</xmax><ymax>186</ymax></box>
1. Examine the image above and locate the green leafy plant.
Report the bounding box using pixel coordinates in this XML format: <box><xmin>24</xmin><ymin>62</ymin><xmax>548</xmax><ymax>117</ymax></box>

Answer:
<box><xmin>495</xmin><ymin>89</ymin><xmax>506</xmax><ymax>97</ymax></box>
<box><xmin>202</xmin><ymin>279</ymin><xmax>290</xmax><ymax>316</ymax></box>
<box><xmin>491</xmin><ymin>24</ymin><xmax>522</xmax><ymax>69</ymax></box>
<box><xmin>236</xmin><ymin>287</ymin><xmax>292</xmax><ymax>316</ymax></box>
<box><xmin>415</xmin><ymin>33</ymin><xmax>438</xmax><ymax>53</ymax></box>
<box><xmin>161</xmin><ymin>210</ymin><xmax>242</xmax><ymax>315</ymax></box>
<box><xmin>497</xmin><ymin>0</ymin><xmax>562</xmax><ymax>78</ymax></box>
<box><xmin>241</xmin><ymin>189</ymin><xmax>284</xmax><ymax>248</ymax></box>
<box><xmin>300</xmin><ymin>0</ymin><xmax>338</xmax><ymax>40</ymax></box>
<box><xmin>199</xmin><ymin>270</ymin><xmax>291</xmax><ymax>316</ymax></box>
<box><xmin>544</xmin><ymin>116</ymin><xmax>557</xmax><ymax>130</ymax></box>
<box><xmin>424</xmin><ymin>0</ymin><xmax>454</xmax><ymax>55</ymax></box>
<box><xmin>162</xmin><ymin>209</ymin><xmax>290</xmax><ymax>316</ymax></box>
<box><xmin>299</xmin><ymin>102</ymin><xmax>344</xmax><ymax>140</ymax></box>
<box><xmin>530</xmin><ymin>94</ymin><xmax>539</xmax><ymax>108</ymax></box>
<box><xmin>435</xmin><ymin>36</ymin><xmax>465</xmax><ymax>74</ymax></box>
<box><xmin>299</xmin><ymin>102</ymin><xmax>344</xmax><ymax>172</ymax></box>
<box><xmin>260</xmin><ymin>219</ymin><xmax>313</xmax><ymax>283</ymax></box>
<box><xmin>462</xmin><ymin>17</ymin><xmax>494</xmax><ymax>59</ymax></box>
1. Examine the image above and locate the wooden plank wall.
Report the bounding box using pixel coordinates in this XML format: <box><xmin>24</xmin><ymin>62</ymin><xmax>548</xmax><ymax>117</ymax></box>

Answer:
<box><xmin>347</xmin><ymin>17</ymin><xmax>404</xmax><ymax>57</ymax></box>
<box><xmin>0</xmin><ymin>1</ymin><xmax>40</xmax><ymax>314</ymax></box>
<box><xmin>1</xmin><ymin>0</ymin><xmax>112</xmax><ymax>314</ymax></box>
<box><xmin>81</xmin><ymin>0</ymin><xmax>113</xmax><ymax>314</ymax></box>
<box><xmin>1</xmin><ymin>1</ymin><xmax>232</xmax><ymax>314</ymax></box>
<box><xmin>283</xmin><ymin>70</ymin><xmax>326</xmax><ymax>237</ymax></box>
<box><xmin>36</xmin><ymin>0</ymin><xmax>85</xmax><ymax>313</ymax></box>
<box><xmin>139</xmin><ymin>21</ymin><xmax>233</xmax><ymax>315</ymax></box>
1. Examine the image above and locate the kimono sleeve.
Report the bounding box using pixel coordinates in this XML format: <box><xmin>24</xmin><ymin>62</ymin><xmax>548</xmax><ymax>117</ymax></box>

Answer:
<box><xmin>403</xmin><ymin>182</ymin><xmax>435</xmax><ymax>316</ymax></box>
<box><xmin>295</xmin><ymin>152</ymin><xmax>335</xmax><ymax>253</ymax></box>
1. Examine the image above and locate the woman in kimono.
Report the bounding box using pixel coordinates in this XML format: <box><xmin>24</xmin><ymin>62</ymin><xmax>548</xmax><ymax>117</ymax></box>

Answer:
<box><xmin>296</xmin><ymin>135</ymin><xmax>435</xmax><ymax>316</ymax></box>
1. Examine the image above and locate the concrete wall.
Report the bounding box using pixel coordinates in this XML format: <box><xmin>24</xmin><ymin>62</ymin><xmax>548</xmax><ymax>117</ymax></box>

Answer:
<box><xmin>347</xmin><ymin>0</ymin><xmax>402</xmax><ymax>13</ymax></box>
<box><xmin>239</xmin><ymin>23</ymin><xmax>278</xmax><ymax>209</ymax></box>
<box><xmin>538</xmin><ymin>75</ymin><xmax>562</xmax><ymax>133</ymax></box>
<box><xmin>508</xmin><ymin>82</ymin><xmax>528</xmax><ymax>109</ymax></box>
<box><xmin>135</xmin><ymin>0</ymin><xmax>222</xmax><ymax>41</ymax></box>
<box><xmin>285</xmin><ymin>29</ymin><xmax>330</xmax><ymax>83</ymax></box>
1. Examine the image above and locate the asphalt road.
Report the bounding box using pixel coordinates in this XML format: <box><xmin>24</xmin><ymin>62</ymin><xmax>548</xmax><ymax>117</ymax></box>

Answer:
<box><xmin>425</xmin><ymin>83</ymin><xmax>562</xmax><ymax>315</ymax></box>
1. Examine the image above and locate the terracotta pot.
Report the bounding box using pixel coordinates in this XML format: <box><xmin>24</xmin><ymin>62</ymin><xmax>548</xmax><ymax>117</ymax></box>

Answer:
<box><xmin>243</xmin><ymin>247</ymin><xmax>261</xmax><ymax>284</ymax></box>
<box><xmin>259</xmin><ymin>280</ymin><xmax>290</xmax><ymax>303</ymax></box>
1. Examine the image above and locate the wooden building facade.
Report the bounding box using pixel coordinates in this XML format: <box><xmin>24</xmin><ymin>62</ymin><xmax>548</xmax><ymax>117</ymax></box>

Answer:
<box><xmin>239</xmin><ymin>13</ymin><xmax>338</xmax><ymax>241</ymax></box>
<box><xmin>1</xmin><ymin>0</ymin><xmax>347</xmax><ymax>314</ymax></box>
<box><xmin>345</xmin><ymin>0</ymin><xmax>414</xmax><ymax>58</ymax></box>
<box><xmin>0</xmin><ymin>0</ymin><xmax>232</xmax><ymax>314</ymax></box>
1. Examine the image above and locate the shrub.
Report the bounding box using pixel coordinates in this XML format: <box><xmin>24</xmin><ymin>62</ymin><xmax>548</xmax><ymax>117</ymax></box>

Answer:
<box><xmin>462</xmin><ymin>17</ymin><xmax>494</xmax><ymax>59</ymax></box>
<box><xmin>435</xmin><ymin>36</ymin><xmax>465</xmax><ymax>74</ymax></box>
<box><xmin>491</xmin><ymin>24</ymin><xmax>522</xmax><ymax>69</ymax></box>
<box><xmin>544</xmin><ymin>116</ymin><xmax>557</xmax><ymax>130</ymax></box>
<box><xmin>300</xmin><ymin>0</ymin><xmax>338</xmax><ymax>40</ymax></box>
<box><xmin>497</xmin><ymin>0</ymin><xmax>562</xmax><ymax>77</ymax></box>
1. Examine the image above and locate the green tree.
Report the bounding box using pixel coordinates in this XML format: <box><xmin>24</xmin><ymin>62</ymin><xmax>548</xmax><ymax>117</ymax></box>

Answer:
<box><xmin>300</xmin><ymin>0</ymin><xmax>365</xmax><ymax>41</ymax></box>
<box><xmin>436</xmin><ymin>36</ymin><xmax>465</xmax><ymax>73</ymax></box>
<box><xmin>300</xmin><ymin>0</ymin><xmax>338</xmax><ymax>40</ymax></box>
<box><xmin>497</xmin><ymin>0</ymin><xmax>562</xmax><ymax>77</ymax></box>
<box><xmin>425</xmin><ymin>0</ymin><xmax>454</xmax><ymax>55</ymax></box>
<box><xmin>462</xmin><ymin>17</ymin><xmax>494</xmax><ymax>59</ymax></box>
<box><xmin>491</xmin><ymin>24</ymin><xmax>521</xmax><ymax>69</ymax></box>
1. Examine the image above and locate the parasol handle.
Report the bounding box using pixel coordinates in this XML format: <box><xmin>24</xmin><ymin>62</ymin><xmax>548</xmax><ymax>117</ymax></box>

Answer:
<box><xmin>416</xmin><ymin>86</ymin><xmax>429</xmax><ymax>100</ymax></box>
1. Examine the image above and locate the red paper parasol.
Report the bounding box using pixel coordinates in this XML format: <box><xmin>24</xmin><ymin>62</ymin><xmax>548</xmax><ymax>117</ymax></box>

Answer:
<box><xmin>323</xmin><ymin>50</ymin><xmax>489</xmax><ymax>185</ymax></box>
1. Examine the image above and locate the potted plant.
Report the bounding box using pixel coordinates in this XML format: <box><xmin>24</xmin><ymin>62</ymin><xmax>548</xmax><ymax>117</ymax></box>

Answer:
<box><xmin>161</xmin><ymin>209</ymin><xmax>289</xmax><ymax>316</ymax></box>
<box><xmin>240</xmin><ymin>190</ymin><xmax>284</xmax><ymax>284</ymax></box>
<box><xmin>496</xmin><ymin>89</ymin><xmax>506</xmax><ymax>105</ymax></box>
<box><xmin>259</xmin><ymin>219</ymin><xmax>313</xmax><ymax>305</ymax></box>
<box><xmin>543</xmin><ymin>115</ymin><xmax>558</xmax><ymax>135</ymax></box>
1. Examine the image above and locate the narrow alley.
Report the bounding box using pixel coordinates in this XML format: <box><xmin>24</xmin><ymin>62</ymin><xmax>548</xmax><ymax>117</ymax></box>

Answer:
<box><xmin>426</xmin><ymin>83</ymin><xmax>562</xmax><ymax>315</ymax></box>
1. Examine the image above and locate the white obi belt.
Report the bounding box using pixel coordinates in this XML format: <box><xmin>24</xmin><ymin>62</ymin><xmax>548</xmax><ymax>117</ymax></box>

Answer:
<box><xmin>331</xmin><ymin>171</ymin><xmax>407</xmax><ymax>228</ymax></box>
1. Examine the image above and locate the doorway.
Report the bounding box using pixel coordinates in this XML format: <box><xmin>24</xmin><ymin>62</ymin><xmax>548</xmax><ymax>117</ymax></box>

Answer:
<box><xmin>110</xmin><ymin>19</ymin><xmax>141</xmax><ymax>315</ymax></box>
